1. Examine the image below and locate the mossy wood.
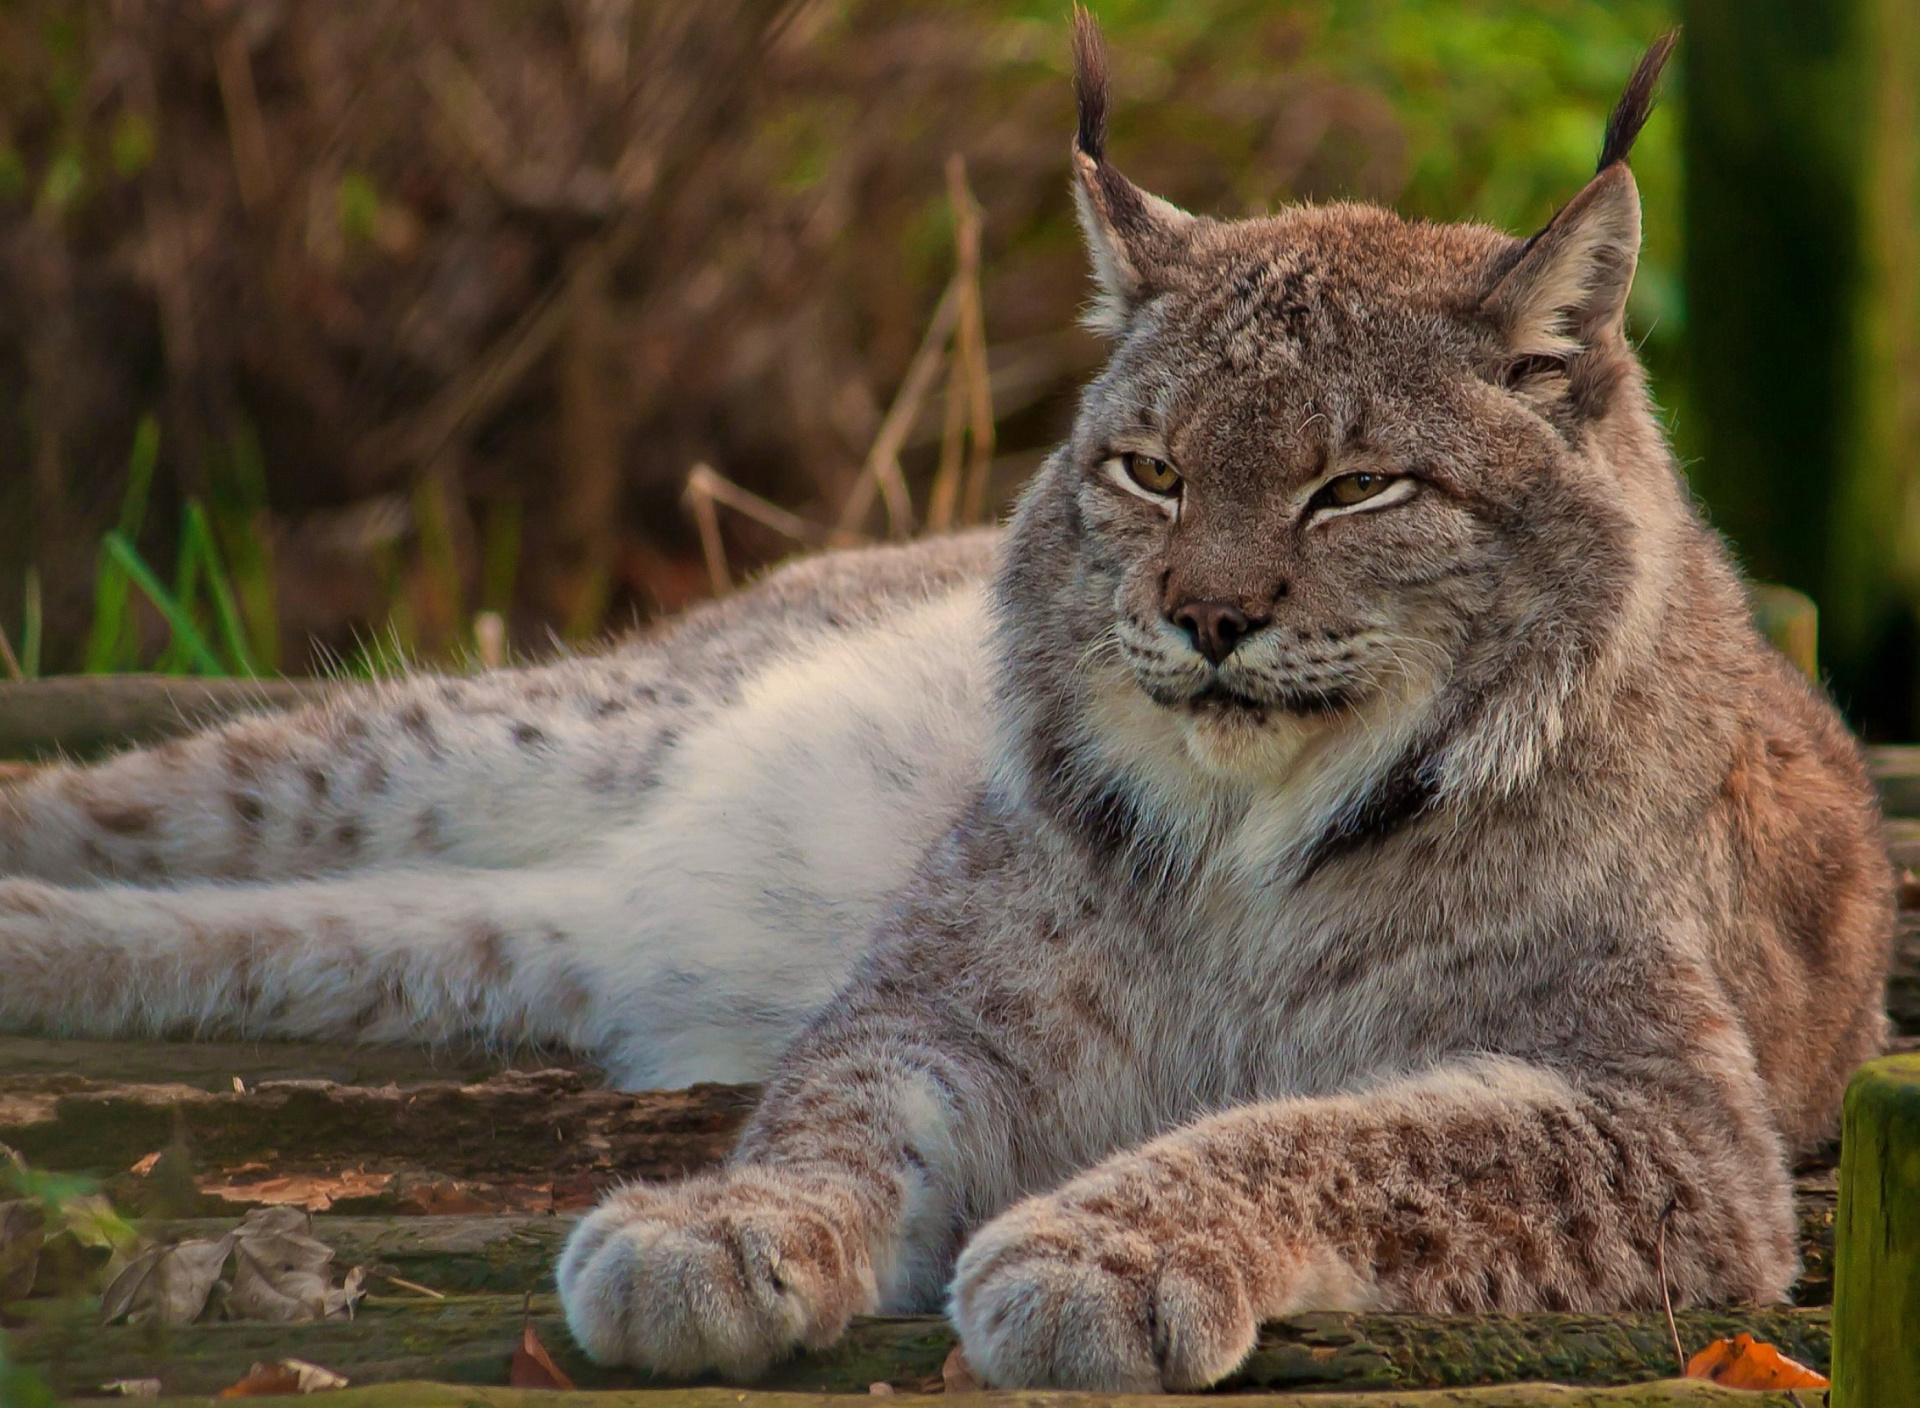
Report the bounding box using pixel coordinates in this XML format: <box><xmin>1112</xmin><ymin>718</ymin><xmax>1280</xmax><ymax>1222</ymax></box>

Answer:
<box><xmin>120</xmin><ymin>1195</ymin><xmax>1841</xmax><ymax>1307</ymax></box>
<box><xmin>0</xmin><ymin>676</ymin><xmax>334</xmax><ymax>763</ymax></box>
<box><xmin>8</xmin><ymin>1294</ymin><xmax>1829</xmax><ymax>1398</ymax></box>
<box><xmin>121</xmin><ymin>1383</ymin><xmax>1829</xmax><ymax>1408</ymax></box>
<box><xmin>1832</xmin><ymin>1052</ymin><xmax>1920</xmax><ymax>1407</ymax></box>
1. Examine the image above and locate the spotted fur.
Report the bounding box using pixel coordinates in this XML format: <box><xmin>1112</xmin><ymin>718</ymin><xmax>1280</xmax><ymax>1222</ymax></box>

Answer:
<box><xmin>0</xmin><ymin>23</ymin><xmax>1893</xmax><ymax>1393</ymax></box>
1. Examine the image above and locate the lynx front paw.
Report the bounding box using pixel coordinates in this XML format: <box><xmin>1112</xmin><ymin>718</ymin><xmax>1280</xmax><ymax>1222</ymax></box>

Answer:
<box><xmin>557</xmin><ymin>1169</ymin><xmax>877</xmax><ymax>1378</ymax></box>
<box><xmin>949</xmin><ymin>1196</ymin><xmax>1259</xmax><ymax>1392</ymax></box>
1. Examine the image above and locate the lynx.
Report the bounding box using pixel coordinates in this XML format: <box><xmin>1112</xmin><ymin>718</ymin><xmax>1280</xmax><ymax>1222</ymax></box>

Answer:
<box><xmin>0</xmin><ymin>17</ymin><xmax>1892</xmax><ymax>1392</ymax></box>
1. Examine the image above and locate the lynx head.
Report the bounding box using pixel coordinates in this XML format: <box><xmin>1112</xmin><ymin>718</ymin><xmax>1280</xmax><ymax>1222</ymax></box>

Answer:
<box><xmin>993</xmin><ymin>15</ymin><xmax>1688</xmax><ymax>869</ymax></box>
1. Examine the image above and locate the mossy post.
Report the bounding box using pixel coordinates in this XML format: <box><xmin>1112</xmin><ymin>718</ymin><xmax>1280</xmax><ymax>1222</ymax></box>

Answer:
<box><xmin>1682</xmin><ymin>0</ymin><xmax>1920</xmax><ymax>734</ymax></box>
<box><xmin>1832</xmin><ymin>1053</ymin><xmax>1920</xmax><ymax>1406</ymax></box>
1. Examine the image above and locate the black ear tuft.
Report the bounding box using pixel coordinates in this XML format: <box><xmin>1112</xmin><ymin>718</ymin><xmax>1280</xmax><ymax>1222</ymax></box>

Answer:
<box><xmin>1071</xmin><ymin>5</ymin><xmax>1109</xmax><ymax>163</ymax></box>
<box><xmin>1597</xmin><ymin>30</ymin><xmax>1678</xmax><ymax>173</ymax></box>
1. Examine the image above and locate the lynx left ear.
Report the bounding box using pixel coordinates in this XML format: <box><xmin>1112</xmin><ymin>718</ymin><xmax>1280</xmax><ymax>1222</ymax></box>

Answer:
<box><xmin>1483</xmin><ymin>33</ymin><xmax>1675</xmax><ymax>368</ymax></box>
<box><xmin>1071</xmin><ymin>8</ymin><xmax>1195</xmax><ymax>335</ymax></box>
<box><xmin>1485</xmin><ymin>164</ymin><xmax>1642</xmax><ymax>360</ymax></box>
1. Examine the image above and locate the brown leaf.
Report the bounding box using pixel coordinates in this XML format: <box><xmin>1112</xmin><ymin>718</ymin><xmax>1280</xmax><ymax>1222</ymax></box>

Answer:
<box><xmin>941</xmin><ymin>1345</ymin><xmax>981</xmax><ymax>1393</ymax></box>
<box><xmin>0</xmin><ymin>1199</ymin><xmax>45</xmax><ymax>1301</ymax></box>
<box><xmin>217</xmin><ymin>1358</ymin><xmax>350</xmax><ymax>1397</ymax></box>
<box><xmin>225</xmin><ymin>1209</ymin><xmax>364</xmax><ymax>1323</ymax></box>
<box><xmin>509</xmin><ymin>1318</ymin><xmax>576</xmax><ymax>1389</ymax></box>
<box><xmin>1684</xmin><ymin>1333</ymin><xmax>1830</xmax><ymax>1388</ymax></box>
<box><xmin>129</xmin><ymin>1152</ymin><xmax>164</xmax><ymax>1177</ymax></box>
<box><xmin>100</xmin><ymin>1234</ymin><xmax>237</xmax><ymax>1326</ymax></box>
<box><xmin>199</xmin><ymin>1170</ymin><xmax>392</xmax><ymax>1211</ymax></box>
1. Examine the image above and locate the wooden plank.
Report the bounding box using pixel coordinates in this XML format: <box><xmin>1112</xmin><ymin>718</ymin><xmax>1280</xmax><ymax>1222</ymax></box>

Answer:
<box><xmin>123</xmin><ymin>1385</ymin><xmax>1824</xmax><ymax>1408</ymax></box>
<box><xmin>0</xmin><ymin>1035</ymin><xmax>541</xmax><ymax>1092</ymax></box>
<box><xmin>121</xmin><ymin>1172</ymin><xmax>1842</xmax><ymax>1308</ymax></box>
<box><xmin>121</xmin><ymin>1384</ymin><xmax>1825</xmax><ymax>1408</ymax></box>
<box><xmin>0</xmin><ymin>1070</ymin><xmax>753</xmax><ymax>1189</ymax></box>
<box><xmin>8</xmin><ymin>1294</ymin><xmax>1830</xmax><ymax>1398</ymax></box>
<box><xmin>1831</xmin><ymin>1052</ymin><xmax>1920</xmax><ymax>1406</ymax></box>
<box><xmin>0</xmin><ymin>676</ymin><xmax>335</xmax><ymax>762</ymax></box>
<box><xmin>1870</xmin><ymin>746</ymin><xmax>1920</xmax><ymax>818</ymax></box>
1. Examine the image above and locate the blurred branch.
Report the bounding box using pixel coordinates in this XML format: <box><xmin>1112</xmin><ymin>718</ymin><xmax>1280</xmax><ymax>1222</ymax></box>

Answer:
<box><xmin>686</xmin><ymin>462</ymin><xmax>831</xmax><ymax>548</ymax></box>
<box><xmin>207</xmin><ymin>4</ymin><xmax>275</xmax><ymax>214</ymax></box>
<box><xmin>422</xmin><ymin>44</ymin><xmax>616</xmax><ymax>218</ymax></box>
<box><xmin>835</xmin><ymin>282</ymin><xmax>958</xmax><ymax>544</ymax></box>
<box><xmin>683</xmin><ymin>464</ymin><xmax>732</xmax><ymax>598</ymax></box>
<box><xmin>927</xmin><ymin>154</ymin><xmax>994</xmax><ymax>532</ymax></box>
<box><xmin>0</xmin><ymin>618</ymin><xmax>22</xmax><ymax>683</ymax></box>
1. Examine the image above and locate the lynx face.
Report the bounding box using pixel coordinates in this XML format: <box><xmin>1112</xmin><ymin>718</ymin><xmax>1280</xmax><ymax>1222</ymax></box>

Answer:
<box><xmin>997</xmin><ymin>32</ymin><xmax>1660</xmax><ymax>829</ymax></box>
<box><xmin>1072</xmin><ymin>212</ymin><xmax>1523</xmax><ymax>776</ymax></box>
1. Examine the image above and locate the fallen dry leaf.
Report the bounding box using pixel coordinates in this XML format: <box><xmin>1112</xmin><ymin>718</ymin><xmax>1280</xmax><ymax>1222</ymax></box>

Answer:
<box><xmin>0</xmin><ymin>1199</ymin><xmax>44</xmax><ymax>1301</ymax></box>
<box><xmin>227</xmin><ymin>1210</ymin><xmax>364</xmax><ymax>1323</ymax></box>
<box><xmin>129</xmin><ymin>1152</ymin><xmax>164</xmax><ymax>1177</ymax></box>
<box><xmin>100</xmin><ymin>1234</ymin><xmax>237</xmax><ymax>1326</ymax></box>
<box><xmin>941</xmin><ymin>1345</ymin><xmax>982</xmax><ymax>1393</ymax></box>
<box><xmin>508</xmin><ymin>1318</ymin><xmax>576</xmax><ymax>1389</ymax></box>
<box><xmin>100</xmin><ymin>1380</ymin><xmax>162</xmax><ymax>1398</ymax></box>
<box><xmin>217</xmin><ymin>1359</ymin><xmax>350</xmax><ymax>1396</ymax></box>
<box><xmin>199</xmin><ymin>1170</ymin><xmax>393</xmax><ymax>1211</ymax></box>
<box><xmin>1684</xmin><ymin>1333</ymin><xmax>1829</xmax><ymax>1389</ymax></box>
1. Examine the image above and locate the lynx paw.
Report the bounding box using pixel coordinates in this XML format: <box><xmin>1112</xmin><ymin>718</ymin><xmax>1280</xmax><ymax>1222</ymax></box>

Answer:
<box><xmin>557</xmin><ymin>1169</ymin><xmax>877</xmax><ymax>1378</ymax></box>
<box><xmin>949</xmin><ymin>1195</ymin><xmax>1258</xmax><ymax>1391</ymax></box>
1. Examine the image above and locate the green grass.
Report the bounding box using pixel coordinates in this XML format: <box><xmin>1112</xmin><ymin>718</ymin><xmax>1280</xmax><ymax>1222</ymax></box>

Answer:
<box><xmin>24</xmin><ymin>417</ymin><xmax>297</xmax><ymax>681</ymax></box>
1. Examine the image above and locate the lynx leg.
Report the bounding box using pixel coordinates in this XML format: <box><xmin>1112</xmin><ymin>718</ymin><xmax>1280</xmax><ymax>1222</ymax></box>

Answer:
<box><xmin>0</xmin><ymin>663</ymin><xmax>691</xmax><ymax>886</ymax></box>
<box><xmin>0</xmin><ymin>861</ymin><xmax>629</xmax><ymax>1051</ymax></box>
<box><xmin>950</xmin><ymin>1058</ymin><xmax>1797</xmax><ymax>1392</ymax></box>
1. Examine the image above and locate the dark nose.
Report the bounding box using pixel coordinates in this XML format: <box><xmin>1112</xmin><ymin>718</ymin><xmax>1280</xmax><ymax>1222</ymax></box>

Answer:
<box><xmin>1170</xmin><ymin>600</ymin><xmax>1261</xmax><ymax>664</ymax></box>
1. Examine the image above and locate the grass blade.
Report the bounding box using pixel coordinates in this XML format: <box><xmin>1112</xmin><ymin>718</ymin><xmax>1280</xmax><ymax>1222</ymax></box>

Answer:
<box><xmin>101</xmin><ymin>531</ymin><xmax>223</xmax><ymax>676</ymax></box>
<box><xmin>84</xmin><ymin>416</ymin><xmax>162</xmax><ymax>673</ymax></box>
<box><xmin>155</xmin><ymin>511</ymin><xmax>207</xmax><ymax>675</ymax></box>
<box><xmin>119</xmin><ymin>415</ymin><xmax>160</xmax><ymax>537</ymax></box>
<box><xmin>183</xmin><ymin>501</ymin><xmax>257</xmax><ymax>676</ymax></box>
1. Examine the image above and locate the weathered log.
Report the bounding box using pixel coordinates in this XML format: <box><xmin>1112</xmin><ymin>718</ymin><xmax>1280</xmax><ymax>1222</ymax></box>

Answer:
<box><xmin>138</xmin><ymin>1215</ymin><xmax>574</xmax><ymax>1296</ymax></box>
<box><xmin>1832</xmin><ymin>1052</ymin><xmax>1920</xmax><ymax>1406</ymax></box>
<box><xmin>1871</xmin><ymin>747</ymin><xmax>1920</xmax><ymax>818</ymax></box>
<box><xmin>6</xmin><ymin>1293</ymin><xmax>1830</xmax><ymax>1398</ymax></box>
<box><xmin>0</xmin><ymin>1034</ymin><xmax>532</xmax><ymax>1092</ymax></box>
<box><xmin>0</xmin><ymin>1070</ymin><xmax>753</xmax><ymax>1190</ymax></box>
<box><xmin>128</xmin><ymin>1187</ymin><xmax>1844</xmax><ymax>1311</ymax></box>
<box><xmin>0</xmin><ymin>676</ymin><xmax>336</xmax><ymax>763</ymax></box>
<box><xmin>128</xmin><ymin>1385</ymin><xmax>1826</xmax><ymax>1408</ymax></box>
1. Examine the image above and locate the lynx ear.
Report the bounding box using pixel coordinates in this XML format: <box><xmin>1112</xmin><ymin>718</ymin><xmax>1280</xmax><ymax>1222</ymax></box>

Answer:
<box><xmin>1071</xmin><ymin>8</ymin><xmax>1194</xmax><ymax>335</ymax></box>
<box><xmin>1485</xmin><ymin>164</ymin><xmax>1642</xmax><ymax>361</ymax></box>
<box><xmin>1483</xmin><ymin>33</ymin><xmax>1673</xmax><ymax>374</ymax></box>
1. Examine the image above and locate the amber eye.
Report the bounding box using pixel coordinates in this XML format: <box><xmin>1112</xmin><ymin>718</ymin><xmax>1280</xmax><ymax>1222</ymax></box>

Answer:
<box><xmin>1318</xmin><ymin>472</ymin><xmax>1394</xmax><ymax>509</ymax></box>
<box><xmin>1122</xmin><ymin>453</ymin><xmax>1182</xmax><ymax>497</ymax></box>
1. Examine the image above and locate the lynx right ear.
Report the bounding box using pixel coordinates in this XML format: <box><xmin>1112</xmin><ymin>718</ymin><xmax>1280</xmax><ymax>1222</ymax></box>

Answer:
<box><xmin>1484</xmin><ymin>164</ymin><xmax>1642</xmax><ymax>362</ymax></box>
<box><xmin>1071</xmin><ymin>8</ymin><xmax>1195</xmax><ymax>335</ymax></box>
<box><xmin>1480</xmin><ymin>33</ymin><xmax>1674</xmax><ymax>396</ymax></box>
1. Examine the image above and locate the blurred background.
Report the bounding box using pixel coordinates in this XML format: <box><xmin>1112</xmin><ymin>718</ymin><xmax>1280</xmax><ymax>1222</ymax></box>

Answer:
<box><xmin>0</xmin><ymin>1</ymin><xmax>1914</xmax><ymax>730</ymax></box>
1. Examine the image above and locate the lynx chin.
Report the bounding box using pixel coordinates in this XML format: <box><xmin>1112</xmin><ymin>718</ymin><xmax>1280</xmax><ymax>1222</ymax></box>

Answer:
<box><xmin>0</xmin><ymin>17</ymin><xmax>1892</xmax><ymax>1392</ymax></box>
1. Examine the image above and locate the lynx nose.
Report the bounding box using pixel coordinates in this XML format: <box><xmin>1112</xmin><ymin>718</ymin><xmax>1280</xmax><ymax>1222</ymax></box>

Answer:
<box><xmin>1170</xmin><ymin>600</ymin><xmax>1260</xmax><ymax>665</ymax></box>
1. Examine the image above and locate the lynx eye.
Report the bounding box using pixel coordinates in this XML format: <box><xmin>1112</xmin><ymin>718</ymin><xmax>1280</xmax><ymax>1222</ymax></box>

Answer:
<box><xmin>1316</xmin><ymin>472</ymin><xmax>1394</xmax><ymax>509</ymax></box>
<box><xmin>1121</xmin><ymin>453</ymin><xmax>1181</xmax><ymax>498</ymax></box>
<box><xmin>1501</xmin><ymin>353</ymin><xmax>1569</xmax><ymax>389</ymax></box>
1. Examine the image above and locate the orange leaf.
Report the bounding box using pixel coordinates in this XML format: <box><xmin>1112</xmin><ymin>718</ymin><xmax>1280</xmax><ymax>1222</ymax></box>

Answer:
<box><xmin>509</xmin><ymin>1319</ymin><xmax>576</xmax><ymax>1390</ymax></box>
<box><xmin>217</xmin><ymin>1358</ymin><xmax>348</xmax><ymax>1396</ymax></box>
<box><xmin>941</xmin><ymin>1345</ymin><xmax>982</xmax><ymax>1393</ymax></box>
<box><xmin>1684</xmin><ymin>1333</ymin><xmax>1829</xmax><ymax>1389</ymax></box>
